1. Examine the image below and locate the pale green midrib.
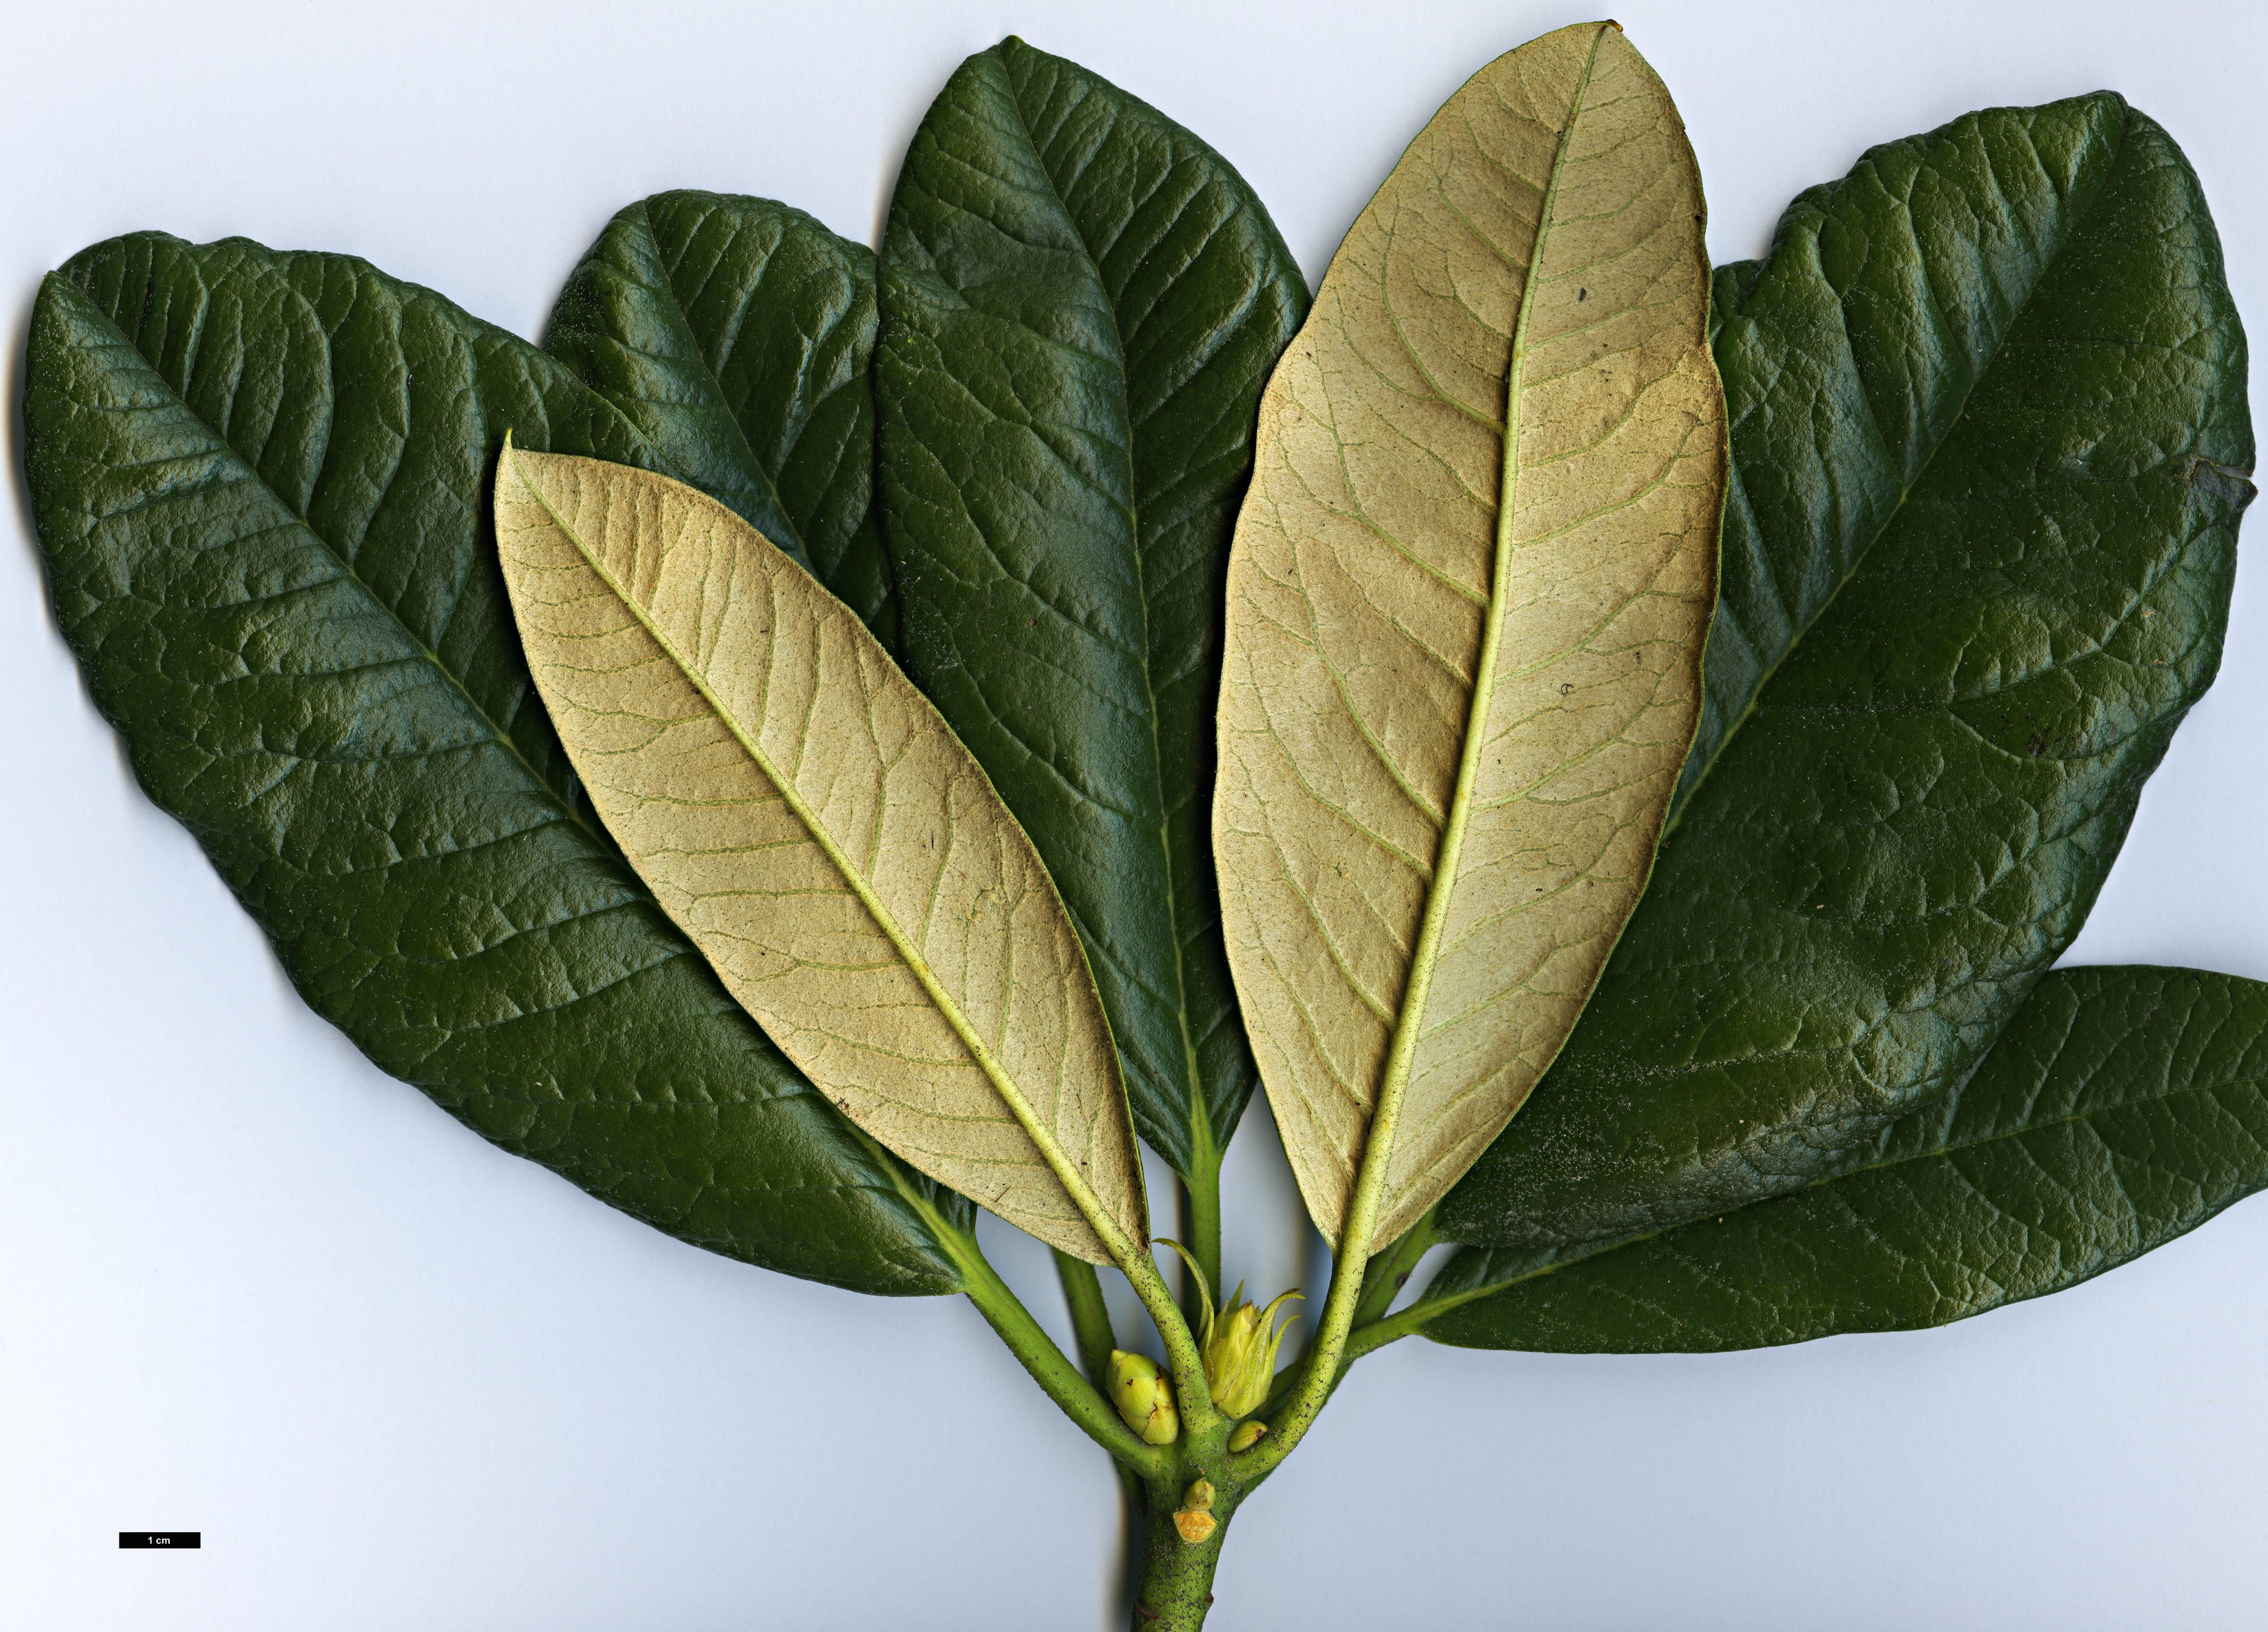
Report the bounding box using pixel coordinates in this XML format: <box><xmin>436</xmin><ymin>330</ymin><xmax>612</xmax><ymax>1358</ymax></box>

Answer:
<box><xmin>1659</xmin><ymin>110</ymin><xmax>2130</xmax><ymax>843</ymax></box>
<box><xmin>1350</xmin><ymin>31</ymin><xmax>1601</xmax><ymax>1244</ymax></box>
<box><xmin>504</xmin><ymin>444</ymin><xmax>1137</xmax><ymax>1264</ymax></box>
<box><xmin>1401</xmin><ymin>1017</ymin><xmax>2268</xmax><ymax>1330</ymax></box>
<box><xmin>859</xmin><ymin>1109</ymin><xmax>1161</xmax><ymax>1468</ymax></box>
<box><xmin>54</xmin><ymin>267</ymin><xmax>948</xmax><ymax>1290</ymax></box>
<box><xmin>636</xmin><ymin>200</ymin><xmax>814</xmax><ymax>568</ymax></box>
<box><xmin>1237</xmin><ymin>35</ymin><xmax>1613</xmax><ymax>1480</ymax></box>
<box><xmin>71</xmin><ymin>271</ymin><xmax>957</xmax><ymax>1280</ymax></box>
<box><xmin>842</xmin><ymin>1115</ymin><xmax>977</xmax><ymax>1275</ymax></box>
<box><xmin>996</xmin><ymin>62</ymin><xmax>1220</xmax><ymax>1173</ymax></box>
<box><xmin>66</xmin><ymin>272</ymin><xmax>626</xmax><ymax>867</ymax></box>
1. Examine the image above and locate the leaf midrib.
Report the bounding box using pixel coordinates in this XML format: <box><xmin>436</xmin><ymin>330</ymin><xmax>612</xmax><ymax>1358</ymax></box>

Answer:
<box><xmin>1419</xmin><ymin>996</ymin><xmax>2260</xmax><ymax>1324</ymax></box>
<box><xmin>628</xmin><ymin>198</ymin><xmax>813</xmax><ymax>566</ymax></box>
<box><xmin>66</xmin><ymin>270</ymin><xmax>627</xmax><ymax>864</ymax></box>
<box><xmin>507</xmin><ymin>446</ymin><xmax>1132</xmax><ymax>1257</ymax></box>
<box><xmin>1661</xmin><ymin>108</ymin><xmax>2130</xmax><ymax>840</ymax></box>
<box><xmin>1361</xmin><ymin>24</ymin><xmax>1608</xmax><ymax>1233</ymax></box>
<box><xmin>994</xmin><ymin>44</ymin><xmax>1218</xmax><ymax>1159</ymax></box>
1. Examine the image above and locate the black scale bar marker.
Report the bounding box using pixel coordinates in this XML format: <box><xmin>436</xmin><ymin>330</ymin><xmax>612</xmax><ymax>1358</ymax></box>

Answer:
<box><xmin>119</xmin><ymin>1532</ymin><xmax>200</xmax><ymax>1549</ymax></box>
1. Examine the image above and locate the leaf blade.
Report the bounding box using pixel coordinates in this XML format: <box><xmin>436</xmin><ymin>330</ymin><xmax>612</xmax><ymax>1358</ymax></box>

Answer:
<box><xmin>877</xmin><ymin>37</ymin><xmax>1308</xmax><ymax>1177</ymax></box>
<box><xmin>495</xmin><ymin>448</ymin><xmax>1146</xmax><ymax>1261</ymax></box>
<box><xmin>1442</xmin><ymin>95</ymin><xmax>2256</xmax><ymax>1258</ymax></box>
<box><xmin>1425</xmin><ymin>966</ymin><xmax>2268</xmax><ymax>1351</ymax></box>
<box><xmin>24</xmin><ymin>235</ymin><xmax>965</xmax><ymax>1295</ymax></box>
<box><xmin>544</xmin><ymin>191</ymin><xmax>897</xmax><ymax>644</ymax></box>
<box><xmin>1216</xmin><ymin>22</ymin><xmax>1725</xmax><ymax>1245</ymax></box>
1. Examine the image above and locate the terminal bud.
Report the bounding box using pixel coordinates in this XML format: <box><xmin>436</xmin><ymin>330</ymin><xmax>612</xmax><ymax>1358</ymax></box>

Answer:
<box><xmin>1202</xmin><ymin>1286</ymin><xmax>1302</xmax><ymax>1417</ymax></box>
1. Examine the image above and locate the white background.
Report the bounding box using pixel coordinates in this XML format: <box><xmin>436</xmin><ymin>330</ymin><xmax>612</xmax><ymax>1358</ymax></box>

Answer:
<box><xmin>4</xmin><ymin>1</ymin><xmax>2266</xmax><ymax>1626</ymax></box>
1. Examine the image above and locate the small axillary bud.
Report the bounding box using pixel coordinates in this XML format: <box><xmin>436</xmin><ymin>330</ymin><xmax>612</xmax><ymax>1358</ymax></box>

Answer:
<box><xmin>1107</xmin><ymin>1349</ymin><xmax>1180</xmax><ymax>1446</ymax></box>
<box><xmin>1182</xmin><ymin>1478</ymin><xmax>1215</xmax><ymax>1512</ymax></box>
<box><xmin>1227</xmin><ymin>1419</ymin><xmax>1267</xmax><ymax>1453</ymax></box>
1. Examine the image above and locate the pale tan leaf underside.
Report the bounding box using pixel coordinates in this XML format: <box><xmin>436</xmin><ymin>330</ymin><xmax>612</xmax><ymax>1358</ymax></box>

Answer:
<box><xmin>496</xmin><ymin>448</ymin><xmax>1145</xmax><ymax>1262</ymax></box>
<box><xmin>1215</xmin><ymin>21</ymin><xmax>1726</xmax><ymax>1248</ymax></box>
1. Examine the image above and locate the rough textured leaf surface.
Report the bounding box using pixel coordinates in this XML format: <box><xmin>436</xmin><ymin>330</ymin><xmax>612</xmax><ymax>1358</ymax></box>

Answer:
<box><xmin>1426</xmin><ymin>967</ymin><xmax>2268</xmax><ymax>1351</ymax></box>
<box><xmin>496</xmin><ymin>448</ymin><xmax>1145</xmax><ymax>1261</ymax></box>
<box><xmin>878</xmin><ymin>37</ymin><xmax>1308</xmax><ymax>1177</ymax></box>
<box><xmin>1443</xmin><ymin>94</ymin><xmax>2255</xmax><ymax>1258</ymax></box>
<box><xmin>23</xmin><ymin>235</ymin><xmax>964</xmax><ymax>1295</ymax></box>
<box><xmin>1216</xmin><ymin>22</ymin><xmax>1724</xmax><ymax>1245</ymax></box>
<box><xmin>544</xmin><ymin>190</ymin><xmax>896</xmax><ymax>643</ymax></box>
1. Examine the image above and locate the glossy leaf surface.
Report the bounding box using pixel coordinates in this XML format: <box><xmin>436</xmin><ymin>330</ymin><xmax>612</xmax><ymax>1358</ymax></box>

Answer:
<box><xmin>497</xmin><ymin>448</ymin><xmax>1145</xmax><ymax>1262</ymax></box>
<box><xmin>545</xmin><ymin>190</ymin><xmax>896</xmax><ymax>643</ymax></box>
<box><xmin>1427</xmin><ymin>967</ymin><xmax>2268</xmax><ymax>1350</ymax></box>
<box><xmin>1217</xmin><ymin>21</ymin><xmax>1724</xmax><ymax>1245</ymax></box>
<box><xmin>24</xmin><ymin>235</ymin><xmax>965</xmax><ymax>1295</ymax></box>
<box><xmin>877</xmin><ymin>37</ymin><xmax>1309</xmax><ymax>1177</ymax></box>
<box><xmin>1444</xmin><ymin>94</ymin><xmax>2255</xmax><ymax>1255</ymax></box>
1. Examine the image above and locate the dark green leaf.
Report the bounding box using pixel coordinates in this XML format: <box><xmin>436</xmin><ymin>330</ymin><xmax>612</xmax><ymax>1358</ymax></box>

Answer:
<box><xmin>1443</xmin><ymin>95</ymin><xmax>2254</xmax><ymax>1255</ymax></box>
<box><xmin>543</xmin><ymin>190</ymin><xmax>897</xmax><ymax>644</ymax></box>
<box><xmin>1424</xmin><ymin>966</ymin><xmax>2268</xmax><ymax>1351</ymax></box>
<box><xmin>25</xmin><ymin>233</ymin><xmax>967</xmax><ymax>1295</ymax></box>
<box><xmin>877</xmin><ymin>37</ymin><xmax>1309</xmax><ymax>1177</ymax></box>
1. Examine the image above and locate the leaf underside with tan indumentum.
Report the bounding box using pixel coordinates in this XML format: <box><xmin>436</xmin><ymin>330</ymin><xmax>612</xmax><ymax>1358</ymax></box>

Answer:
<box><xmin>1440</xmin><ymin>92</ymin><xmax>2257</xmax><ymax>1276</ymax></box>
<box><xmin>495</xmin><ymin>448</ymin><xmax>1147</xmax><ymax>1262</ymax></box>
<box><xmin>1215</xmin><ymin>21</ymin><xmax>1726</xmax><ymax>1246</ymax></box>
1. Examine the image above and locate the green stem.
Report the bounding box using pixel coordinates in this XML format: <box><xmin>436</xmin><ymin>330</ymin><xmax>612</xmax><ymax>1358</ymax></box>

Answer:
<box><xmin>1235</xmin><ymin>1041</ymin><xmax>1444</xmax><ymax>1473</ymax></box>
<box><xmin>1131</xmin><ymin>1479</ymin><xmax>1231</xmax><ymax>1631</ymax></box>
<box><xmin>1240</xmin><ymin>1209</ymin><xmax>1440</xmax><ymax>1425</ymax></box>
<box><xmin>1251</xmin><ymin>1302</ymin><xmax>1410</xmax><ymax>1428</ymax></box>
<box><xmin>1233</xmin><ymin>31</ymin><xmax>1598</xmax><ymax>1485</ymax></box>
<box><xmin>958</xmin><ymin>1238</ymin><xmax>1166</xmax><ymax>1477</ymax></box>
<box><xmin>1124</xmin><ymin>1251</ymin><xmax>1217</xmax><ymax>1437</ymax></box>
<box><xmin>1054</xmin><ymin>1248</ymin><xmax>1120</xmax><ymax>1389</ymax></box>
<box><xmin>1344</xmin><ymin>1302</ymin><xmax>1431</xmax><ymax>1364</ymax></box>
<box><xmin>830</xmin><ymin>1117</ymin><xmax>1164</xmax><ymax>1473</ymax></box>
<box><xmin>1353</xmin><ymin>1206</ymin><xmax>1440</xmax><ymax>1329</ymax></box>
<box><xmin>1344</xmin><ymin>1258</ymin><xmax>1507</xmax><ymax>1357</ymax></box>
<box><xmin>1255</xmin><ymin>1263</ymin><xmax>1453</xmax><ymax>1426</ymax></box>
<box><xmin>513</xmin><ymin>433</ymin><xmax>1198</xmax><ymax>1391</ymax></box>
<box><xmin>1056</xmin><ymin>1247</ymin><xmax>1147</xmax><ymax>1506</ymax></box>
<box><xmin>1233</xmin><ymin>1181</ymin><xmax>1382</xmax><ymax>1475</ymax></box>
<box><xmin>1176</xmin><ymin>1128</ymin><xmax>1224</xmax><ymax>1327</ymax></box>
<box><xmin>1247</xmin><ymin>1212</ymin><xmax>1433</xmax><ymax>1426</ymax></box>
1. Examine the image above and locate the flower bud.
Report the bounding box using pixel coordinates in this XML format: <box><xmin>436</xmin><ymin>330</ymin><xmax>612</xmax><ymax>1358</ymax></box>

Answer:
<box><xmin>1182</xmin><ymin>1478</ymin><xmax>1215</xmax><ymax>1512</ymax></box>
<box><xmin>1227</xmin><ymin>1419</ymin><xmax>1267</xmax><ymax>1453</ymax></box>
<box><xmin>1107</xmin><ymin>1349</ymin><xmax>1180</xmax><ymax>1446</ymax></box>
<box><xmin>1201</xmin><ymin>1284</ymin><xmax>1301</xmax><ymax>1417</ymax></box>
<box><xmin>1172</xmin><ymin>1508</ymin><xmax>1217</xmax><ymax>1545</ymax></box>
